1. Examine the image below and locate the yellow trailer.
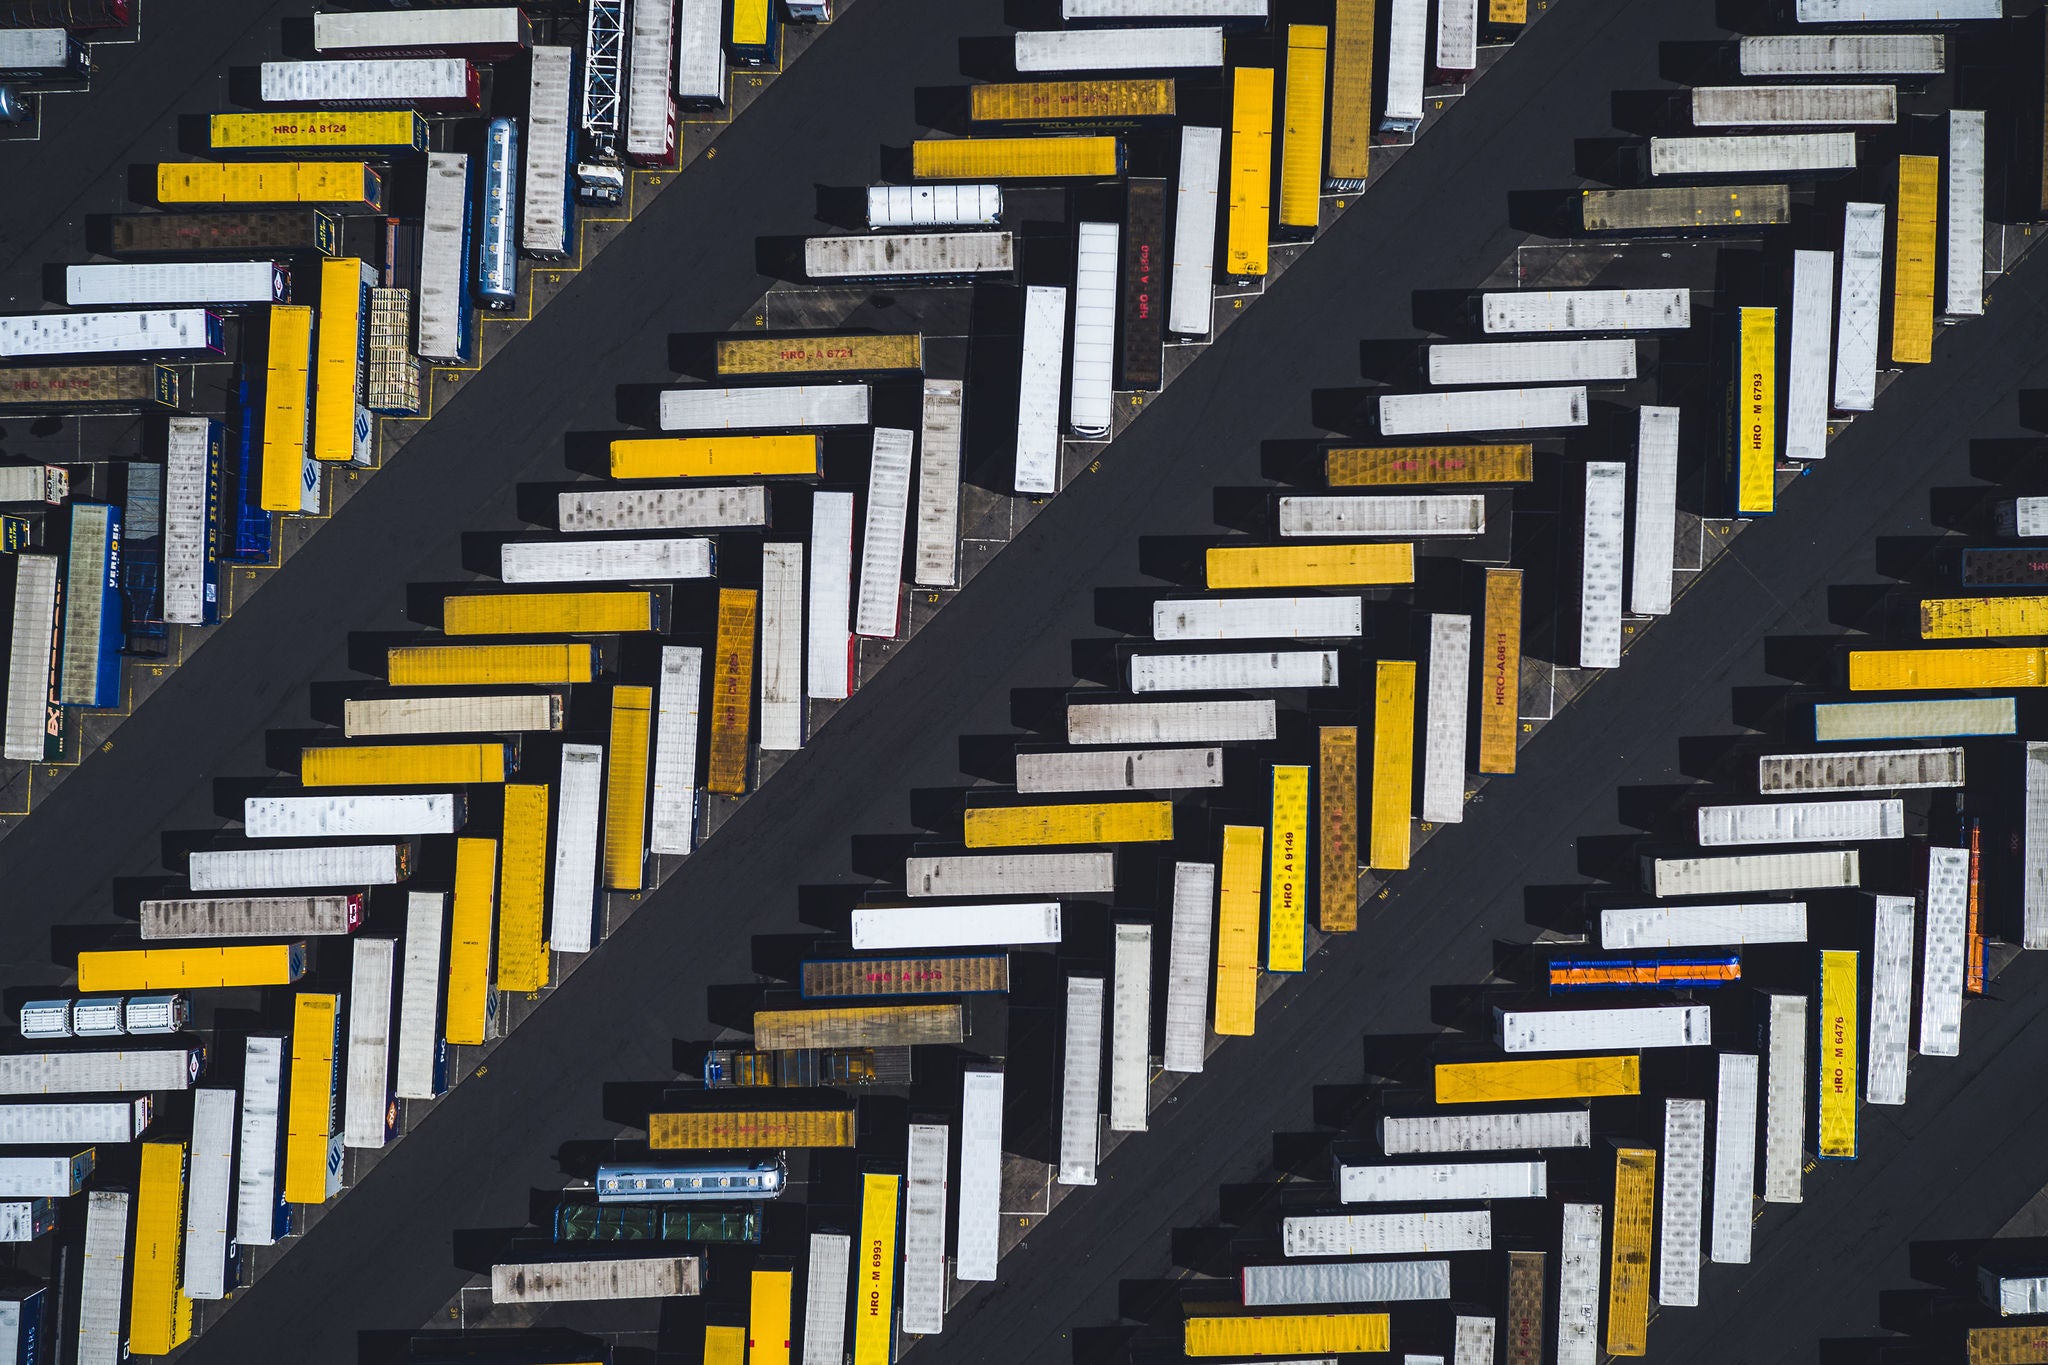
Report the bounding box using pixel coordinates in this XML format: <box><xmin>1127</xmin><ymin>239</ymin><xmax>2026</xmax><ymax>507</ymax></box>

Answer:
<box><xmin>156</xmin><ymin>160</ymin><xmax>383</xmax><ymax>209</ymax></box>
<box><xmin>1434</xmin><ymin>1054</ymin><xmax>1642</xmax><ymax>1104</ymax></box>
<box><xmin>1818</xmin><ymin>948</ymin><xmax>1860</xmax><ymax>1159</ymax></box>
<box><xmin>1969</xmin><ymin>1326</ymin><xmax>2048</xmax><ymax>1364</ymax></box>
<box><xmin>969</xmin><ymin>78</ymin><xmax>1175</xmax><ymax>125</ymax></box>
<box><xmin>1326</xmin><ymin>0</ymin><xmax>1376</xmax><ymax>189</ymax></box>
<box><xmin>78</xmin><ymin>943</ymin><xmax>307</xmax><ymax>993</ymax></box>
<box><xmin>605</xmin><ymin>685</ymin><xmax>654</xmax><ymax>891</ymax></box>
<box><xmin>209</xmin><ymin>110</ymin><xmax>427</xmax><ymax>154</ymax></box>
<box><xmin>496</xmin><ymin>783</ymin><xmax>550</xmax><ymax>993</ymax></box>
<box><xmin>608</xmin><ymin>434</ymin><xmax>822</xmax><ymax>480</ymax></box>
<box><xmin>910</xmin><ymin>135</ymin><xmax>1123</xmax><ymax>180</ymax></box>
<box><xmin>260</xmin><ymin>304</ymin><xmax>314</xmax><ymax>512</ymax></box>
<box><xmin>1606</xmin><ymin>1147</ymin><xmax>1656</xmax><ymax>1356</ymax></box>
<box><xmin>387</xmin><ymin>642</ymin><xmax>597</xmax><ymax>687</ymax></box>
<box><xmin>1848</xmin><ymin>646</ymin><xmax>2048</xmax><ymax>691</ymax></box>
<box><xmin>1318</xmin><ymin>727</ymin><xmax>1359</xmax><ymax>932</ymax></box>
<box><xmin>313</xmin><ymin>256</ymin><xmax>372</xmax><ymax>464</ymax></box>
<box><xmin>1491</xmin><ymin>0</ymin><xmax>1529</xmax><ymax>22</ymax></box>
<box><xmin>963</xmin><ymin>799</ymin><xmax>1173</xmax><ymax>847</ymax></box>
<box><xmin>443</xmin><ymin>837</ymin><xmax>498</xmax><ymax>1046</ymax></box>
<box><xmin>1732</xmin><ymin>306</ymin><xmax>1776</xmax><ymax>517</ymax></box>
<box><xmin>443</xmin><ymin>589</ymin><xmax>662</xmax><ymax>636</ymax></box>
<box><xmin>129</xmin><ymin>1140</ymin><xmax>194</xmax><ymax>1355</ymax></box>
<box><xmin>1185</xmin><ymin>1313</ymin><xmax>1390</xmax><ymax>1356</ymax></box>
<box><xmin>1278</xmin><ymin>27</ymin><xmax>1329</xmax><ymax>234</ymax></box>
<box><xmin>1214</xmin><ymin>824</ymin><xmax>1265</xmax><ymax>1036</ymax></box>
<box><xmin>1370</xmin><ymin>661</ymin><xmax>1416</xmax><ymax>870</ymax></box>
<box><xmin>1479</xmin><ymin>567</ymin><xmax>1523</xmax><ymax>773</ymax></box>
<box><xmin>1268</xmin><ymin>764</ymin><xmax>1310</xmax><ymax>971</ymax></box>
<box><xmin>1327</xmin><ymin>444</ymin><xmax>1533</xmax><ymax>485</ymax></box>
<box><xmin>1892</xmin><ymin>154</ymin><xmax>1939</xmax><ymax>365</ymax></box>
<box><xmin>753</xmin><ymin>1004</ymin><xmax>964</xmax><ymax>1051</ymax></box>
<box><xmin>707</xmin><ymin>588</ymin><xmax>759</xmax><ymax>795</ymax></box>
<box><xmin>283</xmin><ymin>992</ymin><xmax>340</xmax><ymax>1204</ymax></box>
<box><xmin>1919</xmin><ymin>596</ymin><xmax>2048</xmax><ymax>639</ymax></box>
<box><xmin>703</xmin><ymin>1326</ymin><xmax>746</xmax><ymax>1365</ymax></box>
<box><xmin>716</xmin><ymin>333</ymin><xmax>923</xmax><ymax>377</ymax></box>
<box><xmin>1206</xmin><ymin>542</ymin><xmax>1415</xmax><ymax>589</ymax></box>
<box><xmin>648</xmin><ymin>1108</ymin><xmax>857</xmax><ymax>1149</ymax></box>
<box><xmin>1225</xmin><ymin>66</ymin><xmax>1275</xmax><ymax>276</ymax></box>
<box><xmin>300</xmin><ymin>740</ymin><xmax>510</xmax><ymax>786</ymax></box>
<box><xmin>854</xmin><ymin>1173</ymin><xmax>901</xmax><ymax>1365</ymax></box>
<box><xmin>749</xmin><ymin>1267</ymin><xmax>795</xmax><ymax>1365</ymax></box>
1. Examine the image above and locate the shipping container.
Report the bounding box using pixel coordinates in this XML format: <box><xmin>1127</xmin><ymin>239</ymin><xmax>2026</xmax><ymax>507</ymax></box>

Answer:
<box><xmin>965</xmin><ymin>799</ymin><xmax>1171</xmax><ymax>847</ymax></box>
<box><xmin>1835</xmin><ymin>201</ymin><xmax>1885</xmax><ymax>411</ymax></box>
<box><xmin>658</xmin><ymin>384</ymin><xmax>868</xmax><ymax>433</ymax></box>
<box><xmin>752</xmin><ymin>1004</ymin><xmax>961</xmax><ymax>1051</ymax></box>
<box><xmin>552</xmin><ymin>1202</ymin><xmax>760</xmax><ymax>1242</ymax></box>
<box><xmin>312</xmin><ymin>256</ymin><xmax>374</xmax><ymax>466</ymax></box>
<box><xmin>1185</xmin><ymin>1314</ymin><xmax>1389</xmax><ymax>1356</ymax></box>
<box><xmin>1696</xmin><ymin>797</ymin><xmax>1903</xmax><ymax>845</ymax></box>
<box><xmin>109</xmin><ymin>209</ymin><xmax>341</xmax><ymax>257</ymax></box>
<box><xmin>1996</xmin><ymin>498</ymin><xmax>2048</xmax><ymax>537</ymax></box>
<box><xmin>1851</xmin><ymin>644</ymin><xmax>2048</xmax><ymax>689</ymax></box>
<box><xmin>546</xmin><ymin>744</ymin><xmax>601</xmax><ymax>954</ymax></box>
<box><xmin>0</xmin><ymin>1047</ymin><xmax>201</xmax><ymax>1096</ymax></box>
<box><xmin>1378</xmin><ymin>1107</ymin><xmax>1590</xmax><ymax>1154</ymax></box>
<box><xmin>1014</xmin><ymin>283</ymin><xmax>1067</xmax><ymax>494</ymax></box>
<box><xmin>1014</xmin><ymin>27</ymin><xmax>1224</xmax><ymax>71</ymax></box>
<box><xmin>1264</xmin><ymin>766</ymin><xmax>1309</xmax><ymax>974</ymax></box>
<box><xmin>1622</xmin><ymin>406</ymin><xmax>1682</xmax><ymax>620</ymax></box>
<box><xmin>1208</xmin><ymin>542</ymin><xmax>1415</xmax><ymax>588</ymax></box>
<box><xmin>312</xmin><ymin>8</ymin><xmax>528</xmax><ymax>56</ymax></box>
<box><xmin>1646</xmin><ymin>849</ymin><xmax>1859</xmax><ymax>897</ymax></box>
<box><xmin>0</xmin><ymin>25</ymin><xmax>79</xmax><ymax>78</ymax></box>
<box><xmin>867</xmin><ymin>183</ymin><xmax>1002</xmax><ymax>229</ymax></box>
<box><xmin>494</xmin><ymin>784</ymin><xmax>550</xmax><ymax>993</ymax></box>
<box><xmin>259</xmin><ymin>58</ymin><xmax>480</xmax><ymax>111</ymax></box>
<box><xmin>55</xmin><ymin>502</ymin><xmax>122</xmax><ymax>709</ymax></box>
<box><xmin>715</xmin><ymin>333</ymin><xmax>923</xmax><ymax>377</ymax></box>
<box><xmin>163</xmin><ymin>415</ymin><xmax>224</xmax><ymax>626</ymax></box>
<box><xmin>803</xmin><ymin>1232</ymin><xmax>853</xmax><ymax>1364</ymax></box>
<box><xmin>140</xmin><ymin>893</ymin><xmax>362</xmax><ymax>938</ymax></box>
<box><xmin>1658</xmin><ymin>1099</ymin><xmax>1704</xmax><ymax>1307</ymax></box>
<box><xmin>1433</xmin><ymin>1055</ymin><xmax>1641</xmax><ymax>1104</ymax></box>
<box><xmin>1960</xmin><ymin>545</ymin><xmax>2048</xmax><ymax>588</ymax></box>
<box><xmin>1762</xmin><ymin>993</ymin><xmax>1806</xmax><ymax>1203</ymax></box>
<box><xmin>342</xmin><ymin>691</ymin><xmax>564</xmax><ymax>737</ymax></box>
<box><xmin>1164</xmin><ymin>861</ymin><xmax>1216</xmax><ymax>1070</ymax></box>
<box><xmin>156</xmin><ymin>162</ymin><xmax>384</xmax><ymax>212</ymax></box>
<box><xmin>951</xmin><ymin>1068</ymin><xmax>1006</xmax><ymax>1284</ymax></box>
<box><xmin>522</xmin><ymin>45</ymin><xmax>575</xmax><ymax>257</ymax></box>
<box><xmin>905</xmin><ymin>850</ymin><xmax>1114</xmax><ymax>896</ymax></box>
<box><xmin>1169</xmin><ymin>125</ymin><xmax>1222</xmax><ymax>335</ymax></box>
<box><xmin>1107</xmin><ymin>923</ymin><xmax>1154</xmax><ymax>1133</ymax></box>
<box><xmin>1581</xmin><ymin>184</ymin><xmax>1790</xmax><ymax>233</ymax></box>
<box><xmin>1893</xmin><ymin>154</ymin><xmax>1939</xmax><ymax>364</ymax></box>
<box><xmin>1966</xmin><ymin>1327</ymin><xmax>2048</xmax><ymax>1363</ymax></box>
<box><xmin>851</xmin><ymin>901</ymin><xmax>1062</xmax><ymax>950</ymax></box>
<box><xmin>1921</xmin><ymin>595</ymin><xmax>2048</xmax><ymax>637</ymax></box>
<box><xmin>1336</xmin><ymin>1159</ymin><xmax>1547</xmax><ymax>1202</ymax></box>
<box><xmin>1868</xmin><ymin>895</ymin><xmax>1914</xmax><ymax>1105</ymax></box>
<box><xmin>1281</xmin><ymin>1210</ymin><xmax>1492</xmax><ymax>1257</ymax></box>
<box><xmin>1921</xmin><ymin>845</ymin><xmax>1967</xmax><ymax>1055</ymax></box>
<box><xmin>603</xmin><ymin>686</ymin><xmax>654</xmax><ymax>895</ymax></box>
<box><xmin>259</xmin><ymin>303</ymin><xmax>317</xmax><ymax>514</ymax></box>
<box><xmin>1729</xmin><ymin>305</ymin><xmax>1776</xmax><ymax>517</ymax></box>
<box><xmin>1225</xmin><ymin>66</ymin><xmax>1274</xmax><ymax>277</ymax></box>
<box><xmin>283</xmin><ymin>992</ymin><xmax>342</xmax><ymax>1205</ymax></box>
<box><xmin>491</xmin><ymin>1256</ymin><xmax>701</xmax><ymax>1302</ymax></box>
<box><xmin>1214</xmin><ymin>825</ymin><xmax>1262</xmax><ymax>1035</ymax></box>
<box><xmin>807</xmin><ymin>491</ymin><xmax>855</xmax><ymax>702</ymax></box>
<box><xmin>1739</xmin><ymin>34</ymin><xmax>1945</xmax><ymax>76</ymax></box>
<box><xmin>1382</xmin><ymin>0</ymin><xmax>1426</xmax><ymax>131</ymax></box>
<box><xmin>1370</xmin><ymin>660</ymin><xmax>1416</xmax><ymax>870</ymax></box>
<box><xmin>1796</xmin><ymin>0</ymin><xmax>1997</xmax><ymax>17</ymax></box>
<box><xmin>234</xmin><ymin>1036</ymin><xmax>286</xmax><ymax>1245</ymax></box>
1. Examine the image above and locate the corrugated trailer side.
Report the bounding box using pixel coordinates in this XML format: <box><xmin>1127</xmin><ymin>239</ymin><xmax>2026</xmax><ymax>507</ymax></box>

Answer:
<box><xmin>751</xmin><ymin>1004</ymin><xmax>963</xmax><ymax>1050</ymax></box>
<box><xmin>904</xmin><ymin>850</ymin><xmax>1116</xmax><ymax>895</ymax></box>
<box><xmin>648</xmin><ymin>1109</ymin><xmax>855</xmax><ymax>1149</ymax></box>
<box><xmin>1711</xmin><ymin>1052</ymin><xmax>1759</xmax><ymax>1264</ymax></box>
<box><xmin>800</xmin><ymin>955</ymin><xmax>1009</xmax><ymax>998</ymax></box>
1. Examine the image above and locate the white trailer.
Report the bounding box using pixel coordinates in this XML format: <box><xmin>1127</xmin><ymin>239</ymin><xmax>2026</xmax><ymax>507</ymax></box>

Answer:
<box><xmin>625</xmin><ymin>0</ymin><xmax>676</xmax><ymax>161</ymax></box>
<box><xmin>856</xmin><ymin>427</ymin><xmax>914</xmax><ymax>639</ymax></box>
<box><xmin>499</xmin><ymin>536</ymin><xmax>715</xmax><ymax>582</ymax></box>
<box><xmin>807</xmin><ymin>490</ymin><xmax>856</xmax><ymax>702</ymax></box>
<box><xmin>77</xmin><ymin>1192</ymin><xmax>129</xmax><ymax>1365</ymax></box>
<box><xmin>867</xmin><ymin>184</ymin><xmax>1004</xmax><ymax>229</ymax></box>
<box><xmin>1650</xmin><ymin>132</ymin><xmax>1858</xmax><ymax>176</ymax></box>
<box><xmin>551</xmin><ymin>744</ymin><xmax>603</xmax><ymax>950</ymax></box>
<box><xmin>1059</xmin><ymin>975</ymin><xmax>1104</xmax><ymax>1185</ymax></box>
<box><xmin>1428</xmin><ymin>340</ymin><xmax>1636</xmax><ymax>385</ymax></box>
<box><xmin>395</xmin><ymin>892</ymin><xmax>446</xmax><ymax>1100</ymax></box>
<box><xmin>1421</xmin><ymin>614</ymin><xmax>1471</xmax><ymax>825</ymax></box>
<box><xmin>0</xmin><ymin>1098</ymin><xmax>150</xmax><ymax>1144</ymax></box>
<box><xmin>2027</xmin><ymin>741</ymin><xmax>2048</xmax><ymax>948</ymax></box>
<box><xmin>1482</xmin><ymin>288</ymin><xmax>1691</xmax><ymax>334</ymax></box>
<box><xmin>1814</xmin><ymin>696</ymin><xmax>2015</xmax><ymax>742</ymax></box>
<box><xmin>1867</xmin><ymin>894</ymin><xmax>1914</xmax><ymax>1106</ymax></box>
<box><xmin>1281</xmin><ymin>1210</ymin><xmax>1492</xmax><ymax>1257</ymax></box>
<box><xmin>0</xmin><ymin>308</ymin><xmax>221</xmax><ymax>360</ymax></box>
<box><xmin>1920</xmin><ymin>846</ymin><xmax>1967</xmax><ymax>1057</ymax></box>
<box><xmin>1600</xmin><ymin>901</ymin><xmax>1808</xmax><ymax>949</ymax></box>
<box><xmin>1110</xmin><ymin>922</ymin><xmax>1152</xmax><ymax>1132</ymax></box>
<box><xmin>1579</xmin><ymin>461</ymin><xmax>1626</xmax><ymax>670</ymax></box>
<box><xmin>1763</xmin><ymin>993</ymin><xmax>1807</xmax><ymax>1203</ymax></box>
<box><xmin>259</xmin><ymin>57</ymin><xmax>475</xmax><ymax>106</ymax></box>
<box><xmin>649</xmin><ymin>645</ymin><xmax>703</xmax><ymax>856</ymax></box>
<box><xmin>1153</xmin><ymin>596</ymin><xmax>1362</xmax><ymax>640</ymax></box>
<box><xmin>659</xmin><ymin>384</ymin><xmax>869</xmax><ymax>431</ymax></box>
<box><xmin>801</xmin><ymin>1233</ymin><xmax>852</xmax><ymax>1365</ymax></box>
<box><xmin>1738</xmin><ymin>34</ymin><xmax>1945</xmax><ymax>76</ymax></box>
<box><xmin>1630</xmin><ymin>405</ymin><xmax>1680</xmax><ymax>617</ymax></box>
<box><xmin>1014</xmin><ymin>27</ymin><xmax>1226</xmax><ymax>71</ymax></box>
<box><xmin>189</xmin><ymin>843</ymin><xmax>407</xmax><ymax>890</ymax></box>
<box><xmin>559</xmin><ymin>485</ymin><xmax>769</xmax><ymax>532</ymax></box>
<box><xmin>1834</xmin><ymin>202</ymin><xmax>1885</xmax><ymax>411</ymax></box>
<box><xmin>312</xmin><ymin>8</ymin><xmax>527</xmax><ymax>53</ymax></box>
<box><xmin>183</xmin><ymin>1088</ymin><xmax>236</xmax><ymax>1301</ymax></box>
<box><xmin>3</xmin><ymin>553</ymin><xmax>58</xmax><ymax>762</ymax></box>
<box><xmin>1495</xmin><ymin>1004</ymin><xmax>1712</xmax><ymax>1053</ymax></box>
<box><xmin>1437</xmin><ymin>0</ymin><xmax>1477</xmax><ymax>69</ymax></box>
<box><xmin>1659</xmin><ymin>1098</ymin><xmax>1706</xmax><ymax>1307</ymax></box>
<box><xmin>915</xmin><ymin>378</ymin><xmax>965</xmax><ymax>586</ymax></box>
<box><xmin>902</xmin><ymin>1121</ymin><xmax>950</xmax><ymax>1335</ymax></box>
<box><xmin>1984</xmin><ymin>1271</ymin><xmax>2048</xmax><ymax>1317</ymax></box>
<box><xmin>343</xmin><ymin>936</ymin><xmax>396</xmax><ymax>1148</ymax></box>
<box><xmin>246</xmin><ymin>793</ymin><xmax>464</xmax><ymax>838</ymax></box>
<box><xmin>163</xmin><ymin>416</ymin><xmax>216</xmax><ymax>627</ymax></box>
<box><xmin>1795</xmin><ymin>0</ymin><xmax>1999</xmax><ymax>20</ymax></box>
<box><xmin>0</xmin><ymin>28</ymin><xmax>75</xmax><ymax>75</ymax></box>
<box><xmin>0</xmin><ymin>1048</ymin><xmax>199</xmax><ymax>1096</ymax></box>
<box><xmin>955</xmin><ymin>1068</ymin><xmax>1004</xmax><ymax>1281</ymax></box>
<box><xmin>344</xmin><ymin>691</ymin><xmax>565</xmax><ymax>737</ymax></box>
<box><xmin>1379</xmin><ymin>387</ymin><xmax>1587</xmax><ymax>435</ymax></box>
<box><xmin>416</xmin><ymin>152</ymin><xmax>470</xmax><ymax>362</ymax></box>
<box><xmin>1786</xmin><ymin>249</ymin><xmax>1836</xmax><ymax>461</ymax></box>
<box><xmin>1696</xmin><ymin>797</ymin><xmax>1904</xmax><ymax>845</ymax></box>
<box><xmin>1556</xmin><ymin>1201</ymin><xmax>1603</xmax><ymax>1365</ymax></box>
<box><xmin>1016</xmin><ymin>285</ymin><xmax>1068</xmax><ymax>494</ymax></box>
<box><xmin>1163</xmin><ymin>861</ymin><xmax>1216</xmax><ymax>1073</ymax></box>
<box><xmin>66</xmin><ymin>261</ymin><xmax>286</xmax><ymax>308</ymax></box>
<box><xmin>852</xmin><ymin>901</ymin><xmax>1063</xmax><ymax>950</ymax></box>
<box><xmin>235</xmin><ymin>1038</ymin><xmax>285</xmax><ymax>1247</ymax></box>
<box><xmin>905</xmin><ymin>851</ymin><xmax>1115</xmax><ymax>896</ymax></box>
<box><xmin>1071</xmin><ymin>221</ymin><xmax>1120</xmax><ymax>437</ymax></box>
<box><xmin>1280</xmin><ymin>494</ymin><xmax>1485</xmax><ymax>537</ymax></box>
<box><xmin>522</xmin><ymin>45</ymin><xmax>573</xmax><ymax>257</ymax></box>
<box><xmin>1129</xmin><ymin>649</ymin><xmax>1338</xmax><ymax>692</ymax></box>
<box><xmin>758</xmin><ymin>542</ymin><xmax>805</xmax><ymax>752</ymax></box>
<box><xmin>0</xmin><ymin>1154</ymin><xmax>90</xmax><ymax>1197</ymax></box>
<box><xmin>1947</xmin><ymin>110</ymin><xmax>1986</xmax><ymax>317</ymax></box>
<box><xmin>1710</xmin><ymin>1052</ymin><xmax>1758</xmax><ymax>1264</ymax></box>
<box><xmin>804</xmin><ymin>232</ymin><xmax>1015</xmax><ymax>279</ymax></box>
<box><xmin>1016</xmin><ymin>747</ymin><xmax>1224</xmax><ymax>793</ymax></box>
<box><xmin>676</xmin><ymin>0</ymin><xmax>726</xmax><ymax>104</ymax></box>
<box><xmin>1757</xmin><ymin>746</ymin><xmax>1964</xmax><ymax>792</ymax></box>
<box><xmin>1169</xmin><ymin>126</ymin><xmax>1222</xmax><ymax>336</ymax></box>
<box><xmin>1692</xmin><ymin>84</ymin><xmax>1897</xmax><ymax>126</ymax></box>
<box><xmin>1381</xmin><ymin>0</ymin><xmax>1427</xmax><ymax>132</ymax></box>
<box><xmin>1336</xmin><ymin>1160</ymin><xmax>1547</xmax><ymax>1203</ymax></box>
<box><xmin>1242</xmin><ymin>1259</ymin><xmax>1452</xmax><ymax>1306</ymax></box>
<box><xmin>1068</xmin><ymin>698</ymin><xmax>1277</xmax><ymax>744</ymax></box>
<box><xmin>1646</xmin><ymin>849</ymin><xmax>1859</xmax><ymax>897</ymax></box>
<box><xmin>491</xmin><ymin>1256</ymin><xmax>702</xmax><ymax>1302</ymax></box>
<box><xmin>141</xmin><ymin>894</ymin><xmax>360</xmax><ymax>939</ymax></box>
<box><xmin>1455</xmin><ymin>1318</ymin><xmax>1496</xmax><ymax>1365</ymax></box>
<box><xmin>1377</xmin><ymin>1108</ymin><xmax>1591</xmax><ymax>1154</ymax></box>
<box><xmin>1998</xmin><ymin>499</ymin><xmax>2048</xmax><ymax>537</ymax></box>
<box><xmin>1063</xmin><ymin>0</ymin><xmax>1267</xmax><ymax>17</ymax></box>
